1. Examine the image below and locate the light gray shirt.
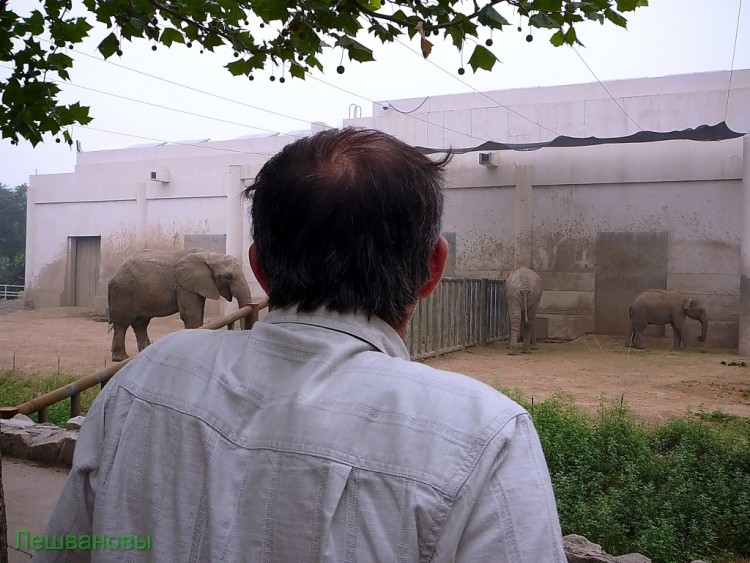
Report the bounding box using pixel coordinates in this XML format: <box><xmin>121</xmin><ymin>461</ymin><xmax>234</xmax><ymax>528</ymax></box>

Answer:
<box><xmin>39</xmin><ymin>308</ymin><xmax>566</xmax><ymax>562</ymax></box>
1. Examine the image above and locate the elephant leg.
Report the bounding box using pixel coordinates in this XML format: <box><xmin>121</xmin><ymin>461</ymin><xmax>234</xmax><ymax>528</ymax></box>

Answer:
<box><xmin>625</xmin><ymin>320</ymin><xmax>635</xmax><ymax>348</ymax></box>
<box><xmin>670</xmin><ymin>322</ymin><xmax>685</xmax><ymax>351</ymax></box>
<box><xmin>508</xmin><ymin>309</ymin><xmax>521</xmax><ymax>356</ymax></box>
<box><xmin>521</xmin><ymin>323</ymin><xmax>532</xmax><ymax>354</ymax></box>
<box><xmin>626</xmin><ymin>318</ymin><xmax>647</xmax><ymax>349</ymax></box>
<box><xmin>178</xmin><ymin>291</ymin><xmax>207</xmax><ymax>329</ymax></box>
<box><xmin>132</xmin><ymin>317</ymin><xmax>152</xmax><ymax>352</ymax></box>
<box><xmin>632</xmin><ymin>330</ymin><xmax>647</xmax><ymax>349</ymax></box>
<box><xmin>528</xmin><ymin>305</ymin><xmax>540</xmax><ymax>351</ymax></box>
<box><xmin>111</xmin><ymin>325</ymin><xmax>129</xmax><ymax>362</ymax></box>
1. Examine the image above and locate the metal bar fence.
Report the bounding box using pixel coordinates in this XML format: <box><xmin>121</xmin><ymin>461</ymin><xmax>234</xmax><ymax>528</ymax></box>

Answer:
<box><xmin>0</xmin><ymin>284</ymin><xmax>24</xmax><ymax>300</ymax></box>
<box><xmin>405</xmin><ymin>278</ymin><xmax>507</xmax><ymax>361</ymax></box>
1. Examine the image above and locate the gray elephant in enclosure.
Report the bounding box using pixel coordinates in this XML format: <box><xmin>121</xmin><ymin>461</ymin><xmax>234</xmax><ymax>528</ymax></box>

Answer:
<box><xmin>626</xmin><ymin>289</ymin><xmax>708</xmax><ymax>350</ymax></box>
<box><xmin>505</xmin><ymin>267</ymin><xmax>544</xmax><ymax>355</ymax></box>
<box><xmin>108</xmin><ymin>248</ymin><xmax>253</xmax><ymax>362</ymax></box>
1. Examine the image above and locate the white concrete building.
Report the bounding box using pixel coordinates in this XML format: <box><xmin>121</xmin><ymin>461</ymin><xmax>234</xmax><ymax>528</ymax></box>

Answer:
<box><xmin>24</xmin><ymin>70</ymin><xmax>750</xmax><ymax>348</ymax></box>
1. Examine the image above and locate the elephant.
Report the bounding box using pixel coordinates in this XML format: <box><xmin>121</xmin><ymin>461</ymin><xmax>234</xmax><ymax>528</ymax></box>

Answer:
<box><xmin>108</xmin><ymin>248</ymin><xmax>253</xmax><ymax>362</ymax></box>
<box><xmin>505</xmin><ymin>267</ymin><xmax>544</xmax><ymax>355</ymax></box>
<box><xmin>626</xmin><ymin>289</ymin><xmax>708</xmax><ymax>350</ymax></box>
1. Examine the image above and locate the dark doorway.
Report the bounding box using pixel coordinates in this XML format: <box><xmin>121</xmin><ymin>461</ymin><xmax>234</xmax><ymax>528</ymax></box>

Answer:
<box><xmin>594</xmin><ymin>232</ymin><xmax>668</xmax><ymax>335</ymax></box>
<box><xmin>69</xmin><ymin>236</ymin><xmax>101</xmax><ymax>307</ymax></box>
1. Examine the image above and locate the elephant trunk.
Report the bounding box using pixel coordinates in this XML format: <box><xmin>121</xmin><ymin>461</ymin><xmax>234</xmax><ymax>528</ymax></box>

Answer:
<box><xmin>697</xmin><ymin>313</ymin><xmax>708</xmax><ymax>343</ymax></box>
<box><xmin>230</xmin><ymin>279</ymin><xmax>254</xmax><ymax>330</ymax></box>
<box><xmin>231</xmin><ymin>279</ymin><xmax>253</xmax><ymax>308</ymax></box>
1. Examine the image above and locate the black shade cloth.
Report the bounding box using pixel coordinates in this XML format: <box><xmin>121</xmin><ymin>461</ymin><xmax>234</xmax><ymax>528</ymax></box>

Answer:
<box><xmin>416</xmin><ymin>122</ymin><xmax>746</xmax><ymax>155</ymax></box>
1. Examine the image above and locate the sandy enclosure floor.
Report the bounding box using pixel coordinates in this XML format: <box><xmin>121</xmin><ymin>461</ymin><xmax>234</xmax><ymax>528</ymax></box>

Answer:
<box><xmin>1</xmin><ymin>305</ymin><xmax>749</xmax><ymax>423</ymax></box>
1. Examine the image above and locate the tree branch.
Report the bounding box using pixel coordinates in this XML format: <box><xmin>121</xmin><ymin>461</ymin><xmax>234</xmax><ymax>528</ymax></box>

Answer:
<box><xmin>345</xmin><ymin>0</ymin><xmax>511</xmax><ymax>32</ymax></box>
<box><xmin>146</xmin><ymin>0</ymin><xmax>234</xmax><ymax>44</ymax></box>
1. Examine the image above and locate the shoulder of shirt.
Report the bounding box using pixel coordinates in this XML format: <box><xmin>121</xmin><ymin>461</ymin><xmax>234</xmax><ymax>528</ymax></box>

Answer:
<box><xmin>353</xmin><ymin>348</ymin><xmax>529</xmax><ymax>420</ymax></box>
<box><xmin>118</xmin><ymin>327</ymin><xmax>527</xmax><ymax>421</ymax></box>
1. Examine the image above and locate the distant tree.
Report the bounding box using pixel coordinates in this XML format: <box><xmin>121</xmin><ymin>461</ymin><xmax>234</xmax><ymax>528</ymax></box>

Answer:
<box><xmin>0</xmin><ymin>183</ymin><xmax>27</xmax><ymax>285</ymax></box>
<box><xmin>0</xmin><ymin>0</ymin><xmax>648</xmax><ymax>146</ymax></box>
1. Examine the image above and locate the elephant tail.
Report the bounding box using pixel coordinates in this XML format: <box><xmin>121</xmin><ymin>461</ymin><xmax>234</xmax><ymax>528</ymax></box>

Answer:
<box><xmin>107</xmin><ymin>288</ymin><xmax>113</xmax><ymax>334</ymax></box>
<box><xmin>521</xmin><ymin>290</ymin><xmax>530</xmax><ymax>331</ymax></box>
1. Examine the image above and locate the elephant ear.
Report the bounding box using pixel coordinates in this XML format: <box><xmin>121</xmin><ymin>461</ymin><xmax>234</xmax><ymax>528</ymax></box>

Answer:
<box><xmin>175</xmin><ymin>252</ymin><xmax>221</xmax><ymax>300</ymax></box>
<box><xmin>683</xmin><ymin>299</ymin><xmax>693</xmax><ymax>312</ymax></box>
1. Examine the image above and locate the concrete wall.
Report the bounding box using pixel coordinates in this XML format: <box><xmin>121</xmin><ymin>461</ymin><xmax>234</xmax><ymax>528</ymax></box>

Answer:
<box><xmin>23</xmin><ymin>134</ymin><xmax>297</xmax><ymax>311</ymax></box>
<box><xmin>24</xmin><ymin>71</ymin><xmax>750</xmax><ymax>347</ymax></box>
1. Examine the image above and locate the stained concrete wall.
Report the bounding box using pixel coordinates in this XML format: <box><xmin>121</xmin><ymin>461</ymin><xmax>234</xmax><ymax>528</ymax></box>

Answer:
<box><xmin>24</xmin><ymin>72</ymin><xmax>750</xmax><ymax>348</ymax></box>
<box><xmin>436</xmin><ymin>137</ymin><xmax>746</xmax><ymax>347</ymax></box>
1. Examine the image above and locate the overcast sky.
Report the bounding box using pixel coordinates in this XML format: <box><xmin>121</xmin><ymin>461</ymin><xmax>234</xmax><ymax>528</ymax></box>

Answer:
<box><xmin>1</xmin><ymin>0</ymin><xmax>748</xmax><ymax>188</ymax></box>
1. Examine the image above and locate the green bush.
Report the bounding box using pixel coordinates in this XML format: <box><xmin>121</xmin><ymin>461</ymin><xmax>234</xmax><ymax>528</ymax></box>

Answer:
<box><xmin>0</xmin><ymin>370</ymin><xmax>100</xmax><ymax>427</ymax></box>
<box><xmin>523</xmin><ymin>392</ymin><xmax>750</xmax><ymax>563</ymax></box>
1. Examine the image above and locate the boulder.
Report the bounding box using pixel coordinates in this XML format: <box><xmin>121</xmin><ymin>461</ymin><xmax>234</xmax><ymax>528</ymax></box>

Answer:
<box><xmin>26</xmin><ymin>426</ymin><xmax>65</xmax><ymax>465</ymax></box>
<box><xmin>0</xmin><ymin>425</ymin><xmax>30</xmax><ymax>459</ymax></box>
<box><xmin>563</xmin><ymin>534</ymin><xmax>651</xmax><ymax>563</ymax></box>
<box><xmin>57</xmin><ymin>430</ymin><xmax>79</xmax><ymax>465</ymax></box>
<box><xmin>2</xmin><ymin>414</ymin><xmax>36</xmax><ymax>428</ymax></box>
<box><xmin>65</xmin><ymin>416</ymin><xmax>86</xmax><ymax>430</ymax></box>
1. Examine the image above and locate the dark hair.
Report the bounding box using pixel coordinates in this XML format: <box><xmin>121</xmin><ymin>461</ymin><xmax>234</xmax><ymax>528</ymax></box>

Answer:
<box><xmin>244</xmin><ymin>127</ymin><xmax>450</xmax><ymax>328</ymax></box>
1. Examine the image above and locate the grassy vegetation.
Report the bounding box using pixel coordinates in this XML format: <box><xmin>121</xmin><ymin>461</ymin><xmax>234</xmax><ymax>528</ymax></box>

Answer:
<box><xmin>515</xmin><ymin>391</ymin><xmax>750</xmax><ymax>563</ymax></box>
<box><xmin>0</xmin><ymin>369</ymin><xmax>100</xmax><ymax>426</ymax></box>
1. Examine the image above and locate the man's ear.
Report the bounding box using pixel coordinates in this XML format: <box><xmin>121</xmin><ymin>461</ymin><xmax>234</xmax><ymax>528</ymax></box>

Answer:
<box><xmin>249</xmin><ymin>244</ymin><xmax>271</xmax><ymax>294</ymax></box>
<box><xmin>418</xmin><ymin>236</ymin><xmax>449</xmax><ymax>298</ymax></box>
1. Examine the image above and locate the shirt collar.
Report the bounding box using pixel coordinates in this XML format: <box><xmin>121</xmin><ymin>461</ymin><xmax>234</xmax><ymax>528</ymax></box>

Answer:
<box><xmin>262</xmin><ymin>306</ymin><xmax>410</xmax><ymax>360</ymax></box>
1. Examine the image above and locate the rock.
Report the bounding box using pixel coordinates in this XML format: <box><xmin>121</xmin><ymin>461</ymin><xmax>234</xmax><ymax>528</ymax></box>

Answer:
<box><xmin>26</xmin><ymin>426</ymin><xmax>65</xmax><ymax>465</ymax></box>
<box><xmin>0</xmin><ymin>426</ymin><xmax>30</xmax><ymax>459</ymax></box>
<box><xmin>0</xmin><ymin>414</ymin><xmax>35</xmax><ymax>428</ymax></box>
<box><xmin>563</xmin><ymin>534</ymin><xmax>651</xmax><ymax>563</ymax></box>
<box><xmin>65</xmin><ymin>415</ymin><xmax>86</xmax><ymax>430</ymax></box>
<box><xmin>57</xmin><ymin>430</ymin><xmax>78</xmax><ymax>465</ymax></box>
<box><xmin>615</xmin><ymin>555</ymin><xmax>651</xmax><ymax>563</ymax></box>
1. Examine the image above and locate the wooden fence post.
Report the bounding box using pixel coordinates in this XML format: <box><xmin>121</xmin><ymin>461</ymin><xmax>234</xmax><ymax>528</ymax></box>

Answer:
<box><xmin>479</xmin><ymin>279</ymin><xmax>487</xmax><ymax>345</ymax></box>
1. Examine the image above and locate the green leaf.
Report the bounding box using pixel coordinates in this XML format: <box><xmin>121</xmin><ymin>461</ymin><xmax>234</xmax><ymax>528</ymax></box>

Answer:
<box><xmin>226</xmin><ymin>58</ymin><xmax>253</xmax><ymax>76</ymax></box>
<box><xmin>68</xmin><ymin>17</ymin><xmax>94</xmax><ymax>42</ymax></box>
<box><xmin>97</xmin><ymin>33</ymin><xmax>120</xmax><ymax>59</ymax></box>
<box><xmin>202</xmin><ymin>33</ymin><xmax>224</xmax><ymax>50</ymax></box>
<box><xmin>47</xmin><ymin>53</ymin><xmax>74</xmax><ymax>70</ymax></box>
<box><xmin>467</xmin><ymin>44</ymin><xmax>497</xmax><ymax>72</ymax></box>
<box><xmin>531</xmin><ymin>0</ymin><xmax>564</xmax><ymax>10</ymax></box>
<box><xmin>289</xmin><ymin>63</ymin><xmax>306</xmax><ymax>79</ymax></box>
<box><xmin>604</xmin><ymin>8</ymin><xmax>628</xmax><ymax>27</ymax></box>
<box><xmin>617</xmin><ymin>0</ymin><xmax>647</xmax><ymax>10</ymax></box>
<box><xmin>445</xmin><ymin>26</ymin><xmax>464</xmax><ymax>49</ymax></box>
<box><xmin>337</xmin><ymin>36</ymin><xmax>375</xmax><ymax>63</ymax></box>
<box><xmin>564</xmin><ymin>26</ymin><xmax>577</xmax><ymax>44</ymax></box>
<box><xmin>252</xmin><ymin>0</ymin><xmax>289</xmax><ymax>23</ymax></box>
<box><xmin>529</xmin><ymin>12</ymin><xmax>561</xmax><ymax>29</ymax></box>
<box><xmin>25</xmin><ymin>11</ymin><xmax>45</xmax><ymax>35</ymax></box>
<box><xmin>550</xmin><ymin>29</ymin><xmax>565</xmax><ymax>47</ymax></box>
<box><xmin>477</xmin><ymin>6</ymin><xmax>510</xmax><ymax>29</ymax></box>
<box><xmin>160</xmin><ymin>27</ymin><xmax>185</xmax><ymax>47</ymax></box>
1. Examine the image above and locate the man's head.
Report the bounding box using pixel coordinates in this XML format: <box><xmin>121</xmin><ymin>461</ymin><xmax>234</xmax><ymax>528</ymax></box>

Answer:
<box><xmin>244</xmin><ymin>127</ymin><xmax>450</xmax><ymax>330</ymax></box>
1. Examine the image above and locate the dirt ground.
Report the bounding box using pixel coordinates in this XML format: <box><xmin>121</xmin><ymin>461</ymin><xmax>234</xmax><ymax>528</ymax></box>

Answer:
<box><xmin>0</xmin><ymin>303</ymin><xmax>749</xmax><ymax>424</ymax></box>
